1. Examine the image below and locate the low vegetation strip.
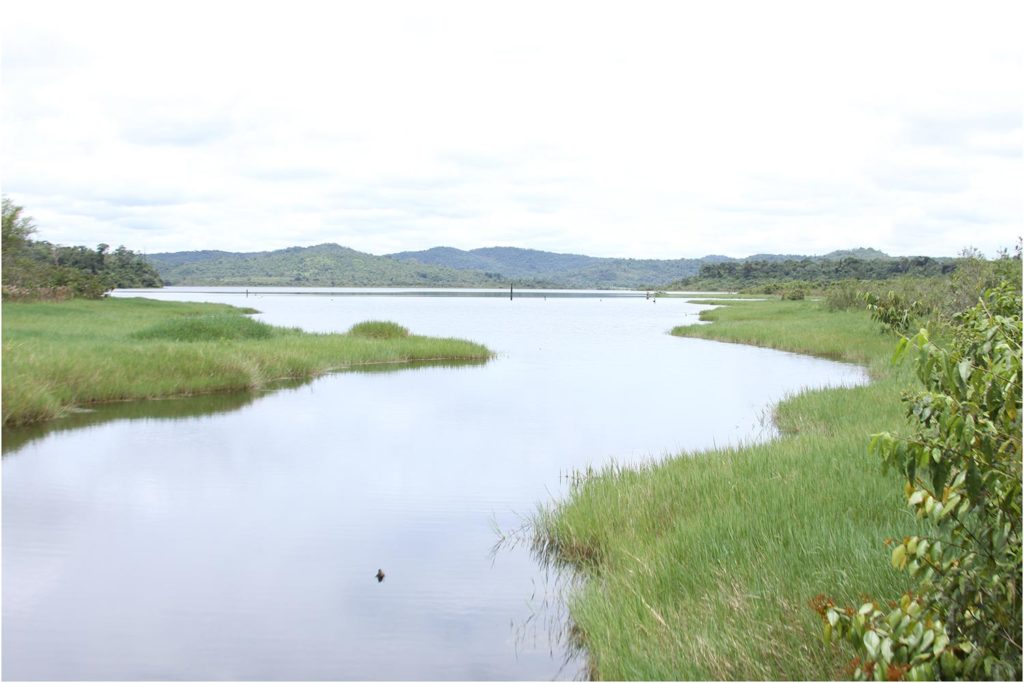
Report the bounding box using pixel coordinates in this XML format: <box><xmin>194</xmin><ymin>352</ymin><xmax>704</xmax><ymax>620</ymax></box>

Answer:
<box><xmin>1</xmin><ymin>297</ymin><xmax>492</xmax><ymax>427</ymax></box>
<box><xmin>533</xmin><ymin>298</ymin><xmax>925</xmax><ymax>680</ymax></box>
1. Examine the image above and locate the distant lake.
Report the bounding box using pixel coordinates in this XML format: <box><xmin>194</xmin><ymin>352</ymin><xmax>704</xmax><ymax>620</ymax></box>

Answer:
<box><xmin>2</xmin><ymin>288</ymin><xmax>867</xmax><ymax>680</ymax></box>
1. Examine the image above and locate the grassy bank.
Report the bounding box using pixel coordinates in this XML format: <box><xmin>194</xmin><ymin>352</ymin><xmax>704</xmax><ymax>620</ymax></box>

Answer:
<box><xmin>534</xmin><ymin>298</ymin><xmax>924</xmax><ymax>680</ymax></box>
<box><xmin>2</xmin><ymin>297</ymin><xmax>492</xmax><ymax>427</ymax></box>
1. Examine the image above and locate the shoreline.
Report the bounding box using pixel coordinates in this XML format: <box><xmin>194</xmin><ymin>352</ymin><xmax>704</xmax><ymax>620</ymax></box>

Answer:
<box><xmin>533</xmin><ymin>297</ymin><xmax>922</xmax><ymax>679</ymax></box>
<box><xmin>2</xmin><ymin>297</ymin><xmax>493</xmax><ymax>428</ymax></box>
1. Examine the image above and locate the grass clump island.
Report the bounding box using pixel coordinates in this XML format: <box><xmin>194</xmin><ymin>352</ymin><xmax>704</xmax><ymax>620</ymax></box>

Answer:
<box><xmin>2</xmin><ymin>297</ymin><xmax>492</xmax><ymax>427</ymax></box>
<box><xmin>533</xmin><ymin>294</ymin><xmax>1020</xmax><ymax>680</ymax></box>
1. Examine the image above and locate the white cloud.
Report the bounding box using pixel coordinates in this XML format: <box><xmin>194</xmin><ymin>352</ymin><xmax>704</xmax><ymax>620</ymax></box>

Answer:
<box><xmin>2</xmin><ymin>0</ymin><xmax>1021</xmax><ymax>259</ymax></box>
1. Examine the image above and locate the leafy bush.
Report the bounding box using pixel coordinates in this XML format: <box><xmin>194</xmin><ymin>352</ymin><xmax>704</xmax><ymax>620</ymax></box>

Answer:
<box><xmin>864</xmin><ymin>291</ymin><xmax>927</xmax><ymax>334</ymax></box>
<box><xmin>781</xmin><ymin>287</ymin><xmax>806</xmax><ymax>300</ymax></box>
<box><xmin>347</xmin><ymin>320</ymin><xmax>410</xmax><ymax>339</ymax></box>
<box><xmin>132</xmin><ymin>314</ymin><xmax>276</xmax><ymax>342</ymax></box>
<box><xmin>818</xmin><ymin>283</ymin><xmax>1022</xmax><ymax>680</ymax></box>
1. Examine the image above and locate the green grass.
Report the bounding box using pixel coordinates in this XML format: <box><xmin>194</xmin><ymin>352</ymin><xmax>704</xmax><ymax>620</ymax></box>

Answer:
<box><xmin>2</xmin><ymin>297</ymin><xmax>492</xmax><ymax>427</ymax></box>
<box><xmin>534</xmin><ymin>298</ymin><xmax>924</xmax><ymax>680</ymax></box>
<box><xmin>130</xmin><ymin>313</ymin><xmax>278</xmax><ymax>341</ymax></box>
<box><xmin>347</xmin><ymin>320</ymin><xmax>411</xmax><ymax>339</ymax></box>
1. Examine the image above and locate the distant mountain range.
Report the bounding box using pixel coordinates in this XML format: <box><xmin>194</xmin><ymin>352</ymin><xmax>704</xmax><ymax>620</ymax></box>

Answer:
<box><xmin>145</xmin><ymin>244</ymin><xmax>896</xmax><ymax>289</ymax></box>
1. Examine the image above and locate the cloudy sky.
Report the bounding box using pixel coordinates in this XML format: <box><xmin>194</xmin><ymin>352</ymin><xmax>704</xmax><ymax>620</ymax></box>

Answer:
<box><xmin>2</xmin><ymin>0</ymin><xmax>1021</xmax><ymax>258</ymax></box>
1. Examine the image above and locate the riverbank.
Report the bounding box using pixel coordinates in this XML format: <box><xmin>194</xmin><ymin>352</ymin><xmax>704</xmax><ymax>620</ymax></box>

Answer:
<box><xmin>2</xmin><ymin>297</ymin><xmax>492</xmax><ymax>427</ymax></box>
<box><xmin>534</xmin><ymin>298</ymin><xmax>924</xmax><ymax>679</ymax></box>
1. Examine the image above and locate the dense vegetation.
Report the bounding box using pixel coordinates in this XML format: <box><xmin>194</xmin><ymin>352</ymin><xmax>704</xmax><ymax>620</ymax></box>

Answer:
<box><xmin>1</xmin><ymin>297</ymin><xmax>492</xmax><ymax>427</ymax></box>
<box><xmin>2</xmin><ymin>197</ymin><xmax>162</xmax><ymax>299</ymax></box>
<box><xmin>532</xmin><ymin>252</ymin><xmax>1021</xmax><ymax>679</ymax></box>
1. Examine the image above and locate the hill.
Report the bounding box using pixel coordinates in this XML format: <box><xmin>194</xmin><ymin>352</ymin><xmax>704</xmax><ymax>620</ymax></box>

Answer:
<box><xmin>145</xmin><ymin>244</ymin><xmax>911</xmax><ymax>289</ymax></box>
<box><xmin>146</xmin><ymin>243</ymin><xmax>506</xmax><ymax>287</ymax></box>
<box><xmin>148</xmin><ymin>244</ymin><xmax>713</xmax><ymax>288</ymax></box>
<box><xmin>386</xmin><ymin>246</ymin><xmax>711</xmax><ymax>287</ymax></box>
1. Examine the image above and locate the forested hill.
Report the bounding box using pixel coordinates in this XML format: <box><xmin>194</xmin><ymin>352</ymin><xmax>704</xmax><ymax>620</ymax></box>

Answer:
<box><xmin>146</xmin><ymin>244</ymin><xmax>507</xmax><ymax>287</ymax></box>
<box><xmin>668</xmin><ymin>253</ymin><xmax>956</xmax><ymax>290</ymax></box>
<box><xmin>148</xmin><ymin>244</ymin><xmax>726</xmax><ymax>288</ymax></box>
<box><xmin>146</xmin><ymin>243</ymin><xmax>922</xmax><ymax>289</ymax></box>
<box><xmin>385</xmin><ymin>246</ymin><xmax>719</xmax><ymax>286</ymax></box>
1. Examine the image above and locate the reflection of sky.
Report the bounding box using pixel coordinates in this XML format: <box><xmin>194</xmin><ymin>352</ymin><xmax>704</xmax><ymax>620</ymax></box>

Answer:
<box><xmin>4</xmin><ymin>291</ymin><xmax>866</xmax><ymax>680</ymax></box>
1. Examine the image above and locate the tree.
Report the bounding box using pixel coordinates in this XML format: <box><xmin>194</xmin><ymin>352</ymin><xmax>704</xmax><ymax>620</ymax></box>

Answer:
<box><xmin>2</xmin><ymin>197</ymin><xmax>37</xmax><ymax>274</ymax></box>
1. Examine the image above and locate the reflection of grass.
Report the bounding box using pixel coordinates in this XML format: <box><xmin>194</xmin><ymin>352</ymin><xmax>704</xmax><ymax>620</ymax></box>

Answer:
<box><xmin>1</xmin><ymin>390</ymin><xmax>262</xmax><ymax>454</ymax></box>
<box><xmin>533</xmin><ymin>298</ymin><xmax>924</xmax><ymax>680</ymax></box>
<box><xmin>2</xmin><ymin>297</ymin><xmax>492</xmax><ymax>427</ymax></box>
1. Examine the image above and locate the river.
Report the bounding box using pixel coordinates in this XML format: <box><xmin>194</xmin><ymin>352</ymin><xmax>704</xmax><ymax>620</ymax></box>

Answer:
<box><xmin>2</xmin><ymin>288</ymin><xmax>867</xmax><ymax>680</ymax></box>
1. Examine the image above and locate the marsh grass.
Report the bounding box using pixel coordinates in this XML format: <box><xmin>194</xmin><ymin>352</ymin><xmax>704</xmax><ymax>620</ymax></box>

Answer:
<box><xmin>131</xmin><ymin>313</ymin><xmax>279</xmax><ymax>341</ymax></box>
<box><xmin>347</xmin><ymin>320</ymin><xmax>410</xmax><ymax>339</ymax></box>
<box><xmin>2</xmin><ymin>297</ymin><xmax>491</xmax><ymax>426</ymax></box>
<box><xmin>534</xmin><ymin>297</ymin><xmax>924</xmax><ymax>680</ymax></box>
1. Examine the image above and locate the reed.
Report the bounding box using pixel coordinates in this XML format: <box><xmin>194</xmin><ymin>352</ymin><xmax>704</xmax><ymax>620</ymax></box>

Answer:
<box><xmin>2</xmin><ymin>297</ymin><xmax>492</xmax><ymax>426</ymax></box>
<box><xmin>534</xmin><ymin>297</ymin><xmax>924</xmax><ymax>680</ymax></box>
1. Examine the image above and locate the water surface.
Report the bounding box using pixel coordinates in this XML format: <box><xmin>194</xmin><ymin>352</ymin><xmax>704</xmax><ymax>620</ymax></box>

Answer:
<box><xmin>3</xmin><ymin>288</ymin><xmax>867</xmax><ymax>680</ymax></box>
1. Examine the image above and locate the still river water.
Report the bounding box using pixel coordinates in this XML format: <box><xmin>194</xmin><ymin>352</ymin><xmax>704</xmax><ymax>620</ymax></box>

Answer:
<box><xmin>3</xmin><ymin>288</ymin><xmax>867</xmax><ymax>680</ymax></box>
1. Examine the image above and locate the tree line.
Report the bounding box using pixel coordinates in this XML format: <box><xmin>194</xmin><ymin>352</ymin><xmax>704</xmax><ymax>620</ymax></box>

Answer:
<box><xmin>670</xmin><ymin>254</ymin><xmax>956</xmax><ymax>291</ymax></box>
<box><xmin>2</xmin><ymin>197</ymin><xmax>162</xmax><ymax>300</ymax></box>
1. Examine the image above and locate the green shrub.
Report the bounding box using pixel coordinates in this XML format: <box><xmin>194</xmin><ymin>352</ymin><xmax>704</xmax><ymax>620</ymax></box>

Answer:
<box><xmin>347</xmin><ymin>320</ymin><xmax>410</xmax><ymax>339</ymax></box>
<box><xmin>864</xmin><ymin>290</ymin><xmax>926</xmax><ymax>334</ymax></box>
<box><xmin>782</xmin><ymin>287</ymin><xmax>806</xmax><ymax>301</ymax></box>
<box><xmin>820</xmin><ymin>284</ymin><xmax>1022</xmax><ymax>680</ymax></box>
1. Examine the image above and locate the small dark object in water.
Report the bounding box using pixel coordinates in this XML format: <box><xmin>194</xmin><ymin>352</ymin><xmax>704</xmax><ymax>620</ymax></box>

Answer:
<box><xmin>375</xmin><ymin>569</ymin><xmax>385</xmax><ymax>583</ymax></box>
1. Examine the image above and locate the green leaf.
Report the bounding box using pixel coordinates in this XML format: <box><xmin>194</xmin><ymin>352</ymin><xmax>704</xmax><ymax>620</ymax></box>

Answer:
<box><xmin>893</xmin><ymin>335</ymin><xmax>910</xmax><ymax>363</ymax></box>
<box><xmin>882</xmin><ymin>636</ymin><xmax>894</xmax><ymax>663</ymax></box>
<box><xmin>892</xmin><ymin>544</ymin><xmax>907</xmax><ymax>569</ymax></box>
<box><xmin>864</xmin><ymin>629</ymin><xmax>880</xmax><ymax>658</ymax></box>
<box><xmin>958</xmin><ymin>358</ymin><xmax>972</xmax><ymax>383</ymax></box>
<box><xmin>966</xmin><ymin>459</ymin><xmax>983</xmax><ymax>502</ymax></box>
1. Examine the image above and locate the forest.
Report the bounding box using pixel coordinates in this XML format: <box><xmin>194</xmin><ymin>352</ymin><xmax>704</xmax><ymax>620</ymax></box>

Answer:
<box><xmin>2</xmin><ymin>197</ymin><xmax>162</xmax><ymax>299</ymax></box>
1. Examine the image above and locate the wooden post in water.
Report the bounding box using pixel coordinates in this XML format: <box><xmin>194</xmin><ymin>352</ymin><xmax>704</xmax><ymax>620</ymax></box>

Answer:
<box><xmin>510</xmin><ymin>283</ymin><xmax>513</xmax><ymax>301</ymax></box>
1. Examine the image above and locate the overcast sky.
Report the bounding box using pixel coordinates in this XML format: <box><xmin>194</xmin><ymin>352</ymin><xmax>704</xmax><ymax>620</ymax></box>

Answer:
<box><xmin>2</xmin><ymin>0</ymin><xmax>1021</xmax><ymax>259</ymax></box>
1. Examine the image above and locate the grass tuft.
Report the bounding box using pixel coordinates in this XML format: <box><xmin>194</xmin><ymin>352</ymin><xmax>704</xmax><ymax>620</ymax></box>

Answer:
<box><xmin>131</xmin><ymin>313</ymin><xmax>278</xmax><ymax>342</ymax></box>
<box><xmin>347</xmin><ymin>320</ymin><xmax>410</xmax><ymax>339</ymax></box>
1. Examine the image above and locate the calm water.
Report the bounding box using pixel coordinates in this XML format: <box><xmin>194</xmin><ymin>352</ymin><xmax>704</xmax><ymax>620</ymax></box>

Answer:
<box><xmin>2</xmin><ymin>288</ymin><xmax>867</xmax><ymax>680</ymax></box>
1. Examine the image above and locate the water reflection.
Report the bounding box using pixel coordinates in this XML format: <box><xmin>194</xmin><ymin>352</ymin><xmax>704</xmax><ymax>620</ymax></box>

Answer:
<box><xmin>2</xmin><ymin>360</ymin><xmax>486</xmax><ymax>456</ymax></box>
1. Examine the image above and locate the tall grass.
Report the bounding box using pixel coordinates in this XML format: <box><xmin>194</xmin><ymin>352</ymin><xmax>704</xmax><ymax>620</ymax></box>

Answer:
<box><xmin>2</xmin><ymin>297</ymin><xmax>492</xmax><ymax>426</ymax></box>
<box><xmin>534</xmin><ymin>297</ymin><xmax>924</xmax><ymax>680</ymax></box>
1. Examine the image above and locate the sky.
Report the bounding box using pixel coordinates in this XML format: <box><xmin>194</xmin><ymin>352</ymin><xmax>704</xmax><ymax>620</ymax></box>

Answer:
<box><xmin>2</xmin><ymin>0</ymin><xmax>1021</xmax><ymax>259</ymax></box>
